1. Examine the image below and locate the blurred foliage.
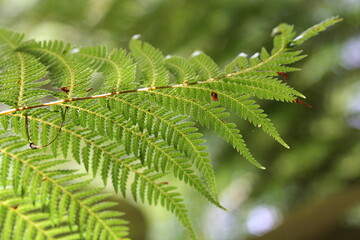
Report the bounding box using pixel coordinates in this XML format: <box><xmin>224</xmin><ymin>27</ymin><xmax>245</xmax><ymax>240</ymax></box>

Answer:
<box><xmin>0</xmin><ymin>0</ymin><xmax>359</xmax><ymax>239</ymax></box>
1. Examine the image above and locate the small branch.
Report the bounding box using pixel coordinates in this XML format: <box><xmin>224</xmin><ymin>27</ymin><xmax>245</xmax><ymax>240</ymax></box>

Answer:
<box><xmin>25</xmin><ymin>107</ymin><xmax>68</xmax><ymax>149</ymax></box>
<box><xmin>0</xmin><ymin>80</ymin><xmax>214</xmax><ymax>115</ymax></box>
<box><xmin>0</xmin><ymin>39</ymin><xmax>288</xmax><ymax>117</ymax></box>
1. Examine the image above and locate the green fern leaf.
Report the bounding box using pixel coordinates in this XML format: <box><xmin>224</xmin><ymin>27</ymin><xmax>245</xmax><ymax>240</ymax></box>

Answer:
<box><xmin>128</xmin><ymin>164</ymin><xmax>197</xmax><ymax>238</ymax></box>
<box><xmin>291</xmin><ymin>16</ymin><xmax>343</xmax><ymax>46</ymax></box>
<box><xmin>0</xmin><ymin>189</ymin><xmax>80</xmax><ymax>240</ymax></box>
<box><xmin>19</xmin><ymin>40</ymin><xmax>93</xmax><ymax>98</ymax></box>
<box><xmin>225</xmin><ymin>50</ymin><xmax>306</xmax><ymax>79</ymax></box>
<box><xmin>76</xmin><ymin>46</ymin><xmax>137</xmax><ymax>92</ymax></box>
<box><xmin>208</xmin><ymin>77</ymin><xmax>304</xmax><ymax>101</ymax></box>
<box><xmin>129</xmin><ymin>36</ymin><xmax>169</xmax><ymax>87</ymax></box>
<box><xmin>179</xmin><ymin>85</ymin><xmax>289</xmax><ymax>148</ymax></box>
<box><xmin>0</xmin><ymin>31</ymin><xmax>49</xmax><ymax>108</ymax></box>
<box><xmin>189</xmin><ymin>51</ymin><xmax>222</xmax><ymax>79</ymax></box>
<box><xmin>6</xmin><ymin>112</ymin><xmax>203</xmax><ymax>237</ymax></box>
<box><xmin>164</xmin><ymin>55</ymin><xmax>199</xmax><ymax>83</ymax></box>
<box><xmin>0</xmin><ymin>27</ymin><xmax>24</xmax><ymax>56</ymax></box>
<box><xmin>106</xmin><ymin>94</ymin><xmax>218</xmax><ymax>198</ymax></box>
<box><xmin>148</xmin><ymin>89</ymin><xmax>265</xmax><ymax>169</ymax></box>
<box><xmin>0</xmin><ymin>133</ymin><xmax>129</xmax><ymax>239</ymax></box>
<box><xmin>49</xmin><ymin>102</ymin><xmax>222</xmax><ymax>207</ymax></box>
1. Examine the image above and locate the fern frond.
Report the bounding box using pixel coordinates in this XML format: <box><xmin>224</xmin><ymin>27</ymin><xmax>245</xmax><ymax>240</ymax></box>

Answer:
<box><xmin>177</xmin><ymin>85</ymin><xmax>289</xmax><ymax>148</ymax></box>
<box><xmin>19</xmin><ymin>40</ymin><xmax>93</xmax><ymax>98</ymax></box>
<box><xmin>125</xmin><ymin>162</ymin><xmax>197</xmax><ymax>239</ymax></box>
<box><xmin>105</xmin><ymin>94</ymin><xmax>218</xmax><ymax>198</ymax></box>
<box><xmin>209</xmin><ymin>77</ymin><xmax>305</xmax><ymax>101</ymax></box>
<box><xmin>55</xmin><ymin>102</ymin><xmax>221</xmax><ymax>206</ymax></box>
<box><xmin>189</xmin><ymin>51</ymin><xmax>222</xmax><ymax>79</ymax></box>
<box><xmin>0</xmin><ymin>28</ymin><xmax>49</xmax><ymax>108</ymax></box>
<box><xmin>129</xmin><ymin>36</ymin><xmax>169</xmax><ymax>87</ymax></box>
<box><xmin>0</xmin><ymin>27</ymin><xmax>24</xmax><ymax>56</ymax></box>
<box><xmin>0</xmin><ymin>53</ymin><xmax>48</xmax><ymax>108</ymax></box>
<box><xmin>164</xmin><ymin>55</ymin><xmax>199</xmax><ymax>84</ymax></box>
<box><xmin>0</xmin><ymin>188</ymin><xmax>80</xmax><ymax>240</ymax></box>
<box><xmin>0</xmin><ymin>18</ymin><xmax>341</xmax><ymax>239</ymax></box>
<box><xmin>146</xmin><ymin>89</ymin><xmax>264</xmax><ymax>169</ymax></box>
<box><xmin>225</xmin><ymin>50</ymin><xmax>305</xmax><ymax>78</ymax></box>
<box><xmin>6</xmin><ymin>112</ymin><xmax>203</xmax><ymax>237</ymax></box>
<box><xmin>109</xmin><ymin>156</ymin><xmax>197</xmax><ymax>238</ymax></box>
<box><xmin>76</xmin><ymin>46</ymin><xmax>137</xmax><ymax>92</ymax></box>
<box><xmin>291</xmin><ymin>16</ymin><xmax>343</xmax><ymax>46</ymax></box>
<box><xmin>221</xmin><ymin>24</ymin><xmax>304</xmax><ymax>91</ymax></box>
<box><xmin>0</xmin><ymin>133</ymin><xmax>129</xmax><ymax>239</ymax></box>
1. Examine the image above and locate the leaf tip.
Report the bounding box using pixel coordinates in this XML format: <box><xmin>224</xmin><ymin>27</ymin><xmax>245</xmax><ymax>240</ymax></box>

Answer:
<box><xmin>220</xmin><ymin>205</ymin><xmax>228</xmax><ymax>211</ymax></box>
<box><xmin>297</xmin><ymin>93</ymin><xmax>306</xmax><ymax>99</ymax></box>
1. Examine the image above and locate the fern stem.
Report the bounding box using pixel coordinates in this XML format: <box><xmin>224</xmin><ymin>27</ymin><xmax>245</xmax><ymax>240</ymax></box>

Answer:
<box><xmin>16</xmin><ymin>53</ymin><xmax>26</xmax><ymax>108</ymax></box>
<box><xmin>0</xmin><ymin>31</ymin><xmax>290</xmax><ymax>116</ymax></box>
<box><xmin>0</xmin><ymin>81</ymin><xmax>209</xmax><ymax>115</ymax></box>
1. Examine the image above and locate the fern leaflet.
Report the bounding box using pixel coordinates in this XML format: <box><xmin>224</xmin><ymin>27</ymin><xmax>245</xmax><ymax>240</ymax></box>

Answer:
<box><xmin>0</xmin><ymin>133</ymin><xmax>129</xmax><ymax>239</ymax></box>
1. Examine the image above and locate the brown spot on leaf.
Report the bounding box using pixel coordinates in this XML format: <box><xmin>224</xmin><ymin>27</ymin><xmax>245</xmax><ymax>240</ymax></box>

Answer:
<box><xmin>211</xmin><ymin>91</ymin><xmax>218</xmax><ymax>101</ymax></box>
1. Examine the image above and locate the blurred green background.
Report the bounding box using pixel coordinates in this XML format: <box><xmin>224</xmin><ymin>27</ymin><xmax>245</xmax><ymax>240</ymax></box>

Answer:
<box><xmin>1</xmin><ymin>0</ymin><xmax>359</xmax><ymax>239</ymax></box>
